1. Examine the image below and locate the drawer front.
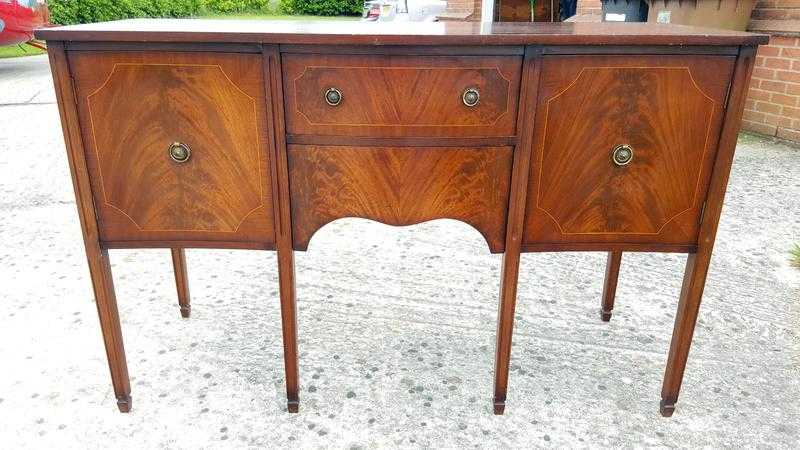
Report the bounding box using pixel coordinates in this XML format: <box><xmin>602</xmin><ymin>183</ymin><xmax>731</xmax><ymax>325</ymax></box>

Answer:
<box><xmin>288</xmin><ymin>145</ymin><xmax>513</xmax><ymax>252</ymax></box>
<box><xmin>69</xmin><ymin>51</ymin><xmax>275</xmax><ymax>246</ymax></box>
<box><xmin>523</xmin><ymin>55</ymin><xmax>735</xmax><ymax>247</ymax></box>
<box><xmin>282</xmin><ymin>54</ymin><xmax>522</xmax><ymax>137</ymax></box>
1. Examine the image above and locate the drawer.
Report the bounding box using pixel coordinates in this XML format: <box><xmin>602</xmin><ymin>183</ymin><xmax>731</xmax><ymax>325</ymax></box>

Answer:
<box><xmin>523</xmin><ymin>55</ymin><xmax>735</xmax><ymax>247</ymax></box>
<box><xmin>69</xmin><ymin>51</ymin><xmax>276</xmax><ymax>246</ymax></box>
<box><xmin>282</xmin><ymin>54</ymin><xmax>522</xmax><ymax>137</ymax></box>
<box><xmin>287</xmin><ymin>145</ymin><xmax>513</xmax><ymax>252</ymax></box>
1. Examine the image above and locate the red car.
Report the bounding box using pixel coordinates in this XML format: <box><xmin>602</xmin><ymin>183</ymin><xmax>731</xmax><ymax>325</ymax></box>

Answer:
<box><xmin>0</xmin><ymin>0</ymin><xmax>49</xmax><ymax>47</ymax></box>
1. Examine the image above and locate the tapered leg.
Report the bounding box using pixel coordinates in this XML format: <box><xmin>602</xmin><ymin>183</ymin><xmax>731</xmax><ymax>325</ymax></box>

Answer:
<box><xmin>490</xmin><ymin>50</ymin><xmax>542</xmax><ymax>415</ymax></box>
<box><xmin>600</xmin><ymin>251</ymin><xmax>622</xmax><ymax>322</ymax></box>
<box><xmin>88</xmin><ymin>249</ymin><xmax>132</xmax><ymax>412</ymax></box>
<box><xmin>660</xmin><ymin>253</ymin><xmax>711</xmax><ymax>417</ymax></box>
<box><xmin>659</xmin><ymin>46</ymin><xmax>757</xmax><ymax>417</ymax></box>
<box><xmin>264</xmin><ymin>46</ymin><xmax>301</xmax><ymax>413</ymax></box>
<box><xmin>47</xmin><ymin>42</ymin><xmax>131</xmax><ymax>413</ymax></box>
<box><xmin>170</xmin><ymin>248</ymin><xmax>191</xmax><ymax>318</ymax></box>
<box><xmin>493</xmin><ymin>250</ymin><xmax>522</xmax><ymax>415</ymax></box>
<box><xmin>277</xmin><ymin>247</ymin><xmax>300</xmax><ymax>413</ymax></box>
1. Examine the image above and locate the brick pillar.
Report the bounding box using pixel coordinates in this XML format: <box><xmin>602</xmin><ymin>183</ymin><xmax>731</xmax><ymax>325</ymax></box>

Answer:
<box><xmin>743</xmin><ymin>2</ymin><xmax>800</xmax><ymax>143</ymax></box>
<box><xmin>577</xmin><ymin>0</ymin><xmax>602</xmax><ymax>16</ymax></box>
<box><xmin>566</xmin><ymin>0</ymin><xmax>602</xmax><ymax>22</ymax></box>
<box><xmin>439</xmin><ymin>0</ymin><xmax>482</xmax><ymax>21</ymax></box>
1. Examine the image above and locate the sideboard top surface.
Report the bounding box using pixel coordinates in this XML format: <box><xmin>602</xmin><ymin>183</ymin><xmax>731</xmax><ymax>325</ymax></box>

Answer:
<box><xmin>35</xmin><ymin>19</ymin><xmax>768</xmax><ymax>46</ymax></box>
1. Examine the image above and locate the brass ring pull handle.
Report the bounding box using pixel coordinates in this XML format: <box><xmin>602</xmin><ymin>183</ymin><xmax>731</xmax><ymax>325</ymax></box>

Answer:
<box><xmin>462</xmin><ymin>87</ymin><xmax>480</xmax><ymax>107</ymax></box>
<box><xmin>325</xmin><ymin>87</ymin><xmax>342</xmax><ymax>106</ymax></box>
<box><xmin>611</xmin><ymin>144</ymin><xmax>633</xmax><ymax>167</ymax></box>
<box><xmin>168</xmin><ymin>142</ymin><xmax>191</xmax><ymax>163</ymax></box>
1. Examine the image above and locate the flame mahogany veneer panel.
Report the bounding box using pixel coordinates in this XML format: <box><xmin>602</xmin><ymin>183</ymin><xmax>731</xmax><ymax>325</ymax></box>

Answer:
<box><xmin>287</xmin><ymin>145</ymin><xmax>514</xmax><ymax>252</ymax></box>
<box><xmin>282</xmin><ymin>54</ymin><xmax>522</xmax><ymax>137</ymax></box>
<box><xmin>523</xmin><ymin>55</ymin><xmax>735</xmax><ymax>246</ymax></box>
<box><xmin>69</xmin><ymin>51</ymin><xmax>276</xmax><ymax>246</ymax></box>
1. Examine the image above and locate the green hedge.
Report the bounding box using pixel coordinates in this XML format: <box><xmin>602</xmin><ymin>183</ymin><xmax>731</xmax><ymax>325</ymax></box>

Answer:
<box><xmin>279</xmin><ymin>0</ymin><xmax>361</xmax><ymax>16</ymax></box>
<box><xmin>49</xmin><ymin>0</ymin><xmax>202</xmax><ymax>25</ymax></box>
<box><xmin>203</xmin><ymin>0</ymin><xmax>271</xmax><ymax>13</ymax></box>
<box><xmin>49</xmin><ymin>0</ymin><xmax>273</xmax><ymax>25</ymax></box>
<box><xmin>49</xmin><ymin>0</ymin><xmax>359</xmax><ymax>24</ymax></box>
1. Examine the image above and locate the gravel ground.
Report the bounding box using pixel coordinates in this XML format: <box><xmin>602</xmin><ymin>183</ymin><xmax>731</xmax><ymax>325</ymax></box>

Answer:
<box><xmin>0</xmin><ymin>54</ymin><xmax>798</xmax><ymax>449</ymax></box>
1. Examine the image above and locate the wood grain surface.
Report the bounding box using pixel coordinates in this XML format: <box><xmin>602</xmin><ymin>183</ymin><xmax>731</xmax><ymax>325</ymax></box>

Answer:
<box><xmin>69</xmin><ymin>51</ymin><xmax>276</xmax><ymax>246</ymax></box>
<box><xmin>35</xmin><ymin>20</ymin><xmax>769</xmax><ymax>47</ymax></box>
<box><xmin>523</xmin><ymin>55</ymin><xmax>735</xmax><ymax>247</ymax></box>
<box><xmin>287</xmin><ymin>145</ymin><xmax>513</xmax><ymax>252</ymax></box>
<box><xmin>282</xmin><ymin>54</ymin><xmax>522</xmax><ymax>137</ymax></box>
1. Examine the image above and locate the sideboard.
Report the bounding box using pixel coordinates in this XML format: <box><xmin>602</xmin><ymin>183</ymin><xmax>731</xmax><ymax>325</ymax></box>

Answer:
<box><xmin>36</xmin><ymin>20</ymin><xmax>767</xmax><ymax>416</ymax></box>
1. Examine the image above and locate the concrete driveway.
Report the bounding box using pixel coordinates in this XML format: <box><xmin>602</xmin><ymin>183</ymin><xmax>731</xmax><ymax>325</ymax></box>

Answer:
<box><xmin>0</xmin><ymin>54</ymin><xmax>798</xmax><ymax>448</ymax></box>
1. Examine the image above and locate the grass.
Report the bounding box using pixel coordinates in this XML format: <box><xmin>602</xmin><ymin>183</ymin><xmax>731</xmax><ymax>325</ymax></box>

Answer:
<box><xmin>0</xmin><ymin>43</ymin><xmax>46</xmax><ymax>59</ymax></box>
<box><xmin>791</xmin><ymin>244</ymin><xmax>800</xmax><ymax>268</ymax></box>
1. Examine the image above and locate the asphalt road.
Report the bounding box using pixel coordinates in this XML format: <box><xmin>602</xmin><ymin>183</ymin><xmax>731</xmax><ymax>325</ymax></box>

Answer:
<box><xmin>0</xmin><ymin>54</ymin><xmax>799</xmax><ymax>448</ymax></box>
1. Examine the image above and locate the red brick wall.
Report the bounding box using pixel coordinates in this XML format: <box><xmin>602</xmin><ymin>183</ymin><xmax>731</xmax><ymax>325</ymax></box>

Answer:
<box><xmin>750</xmin><ymin>0</ymin><xmax>800</xmax><ymax>21</ymax></box>
<box><xmin>743</xmin><ymin>0</ymin><xmax>800</xmax><ymax>143</ymax></box>
<box><xmin>742</xmin><ymin>35</ymin><xmax>800</xmax><ymax>142</ymax></box>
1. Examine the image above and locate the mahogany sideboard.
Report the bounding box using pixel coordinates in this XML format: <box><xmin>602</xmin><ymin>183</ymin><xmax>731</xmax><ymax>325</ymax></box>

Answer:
<box><xmin>36</xmin><ymin>19</ymin><xmax>767</xmax><ymax>417</ymax></box>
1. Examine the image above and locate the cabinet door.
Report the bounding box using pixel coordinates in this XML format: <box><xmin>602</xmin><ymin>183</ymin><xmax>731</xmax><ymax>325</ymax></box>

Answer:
<box><xmin>523</xmin><ymin>55</ymin><xmax>735</xmax><ymax>249</ymax></box>
<box><xmin>69</xmin><ymin>51</ymin><xmax>275</xmax><ymax>247</ymax></box>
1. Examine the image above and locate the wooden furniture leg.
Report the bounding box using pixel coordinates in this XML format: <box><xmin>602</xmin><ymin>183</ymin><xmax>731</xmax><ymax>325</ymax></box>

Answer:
<box><xmin>494</xmin><ymin>251</ymin><xmax>522</xmax><ymax>415</ymax></box>
<box><xmin>265</xmin><ymin>46</ymin><xmax>300</xmax><ymax>413</ymax></box>
<box><xmin>660</xmin><ymin>46</ymin><xmax>756</xmax><ymax>417</ymax></box>
<box><xmin>600</xmin><ymin>251</ymin><xmax>622</xmax><ymax>322</ymax></box>
<box><xmin>88</xmin><ymin>249</ymin><xmax>132</xmax><ymax>412</ymax></box>
<box><xmin>492</xmin><ymin>48</ymin><xmax>541</xmax><ymax>415</ymax></box>
<box><xmin>277</xmin><ymin>247</ymin><xmax>300</xmax><ymax>413</ymax></box>
<box><xmin>170</xmin><ymin>248</ymin><xmax>191</xmax><ymax>318</ymax></box>
<box><xmin>47</xmin><ymin>42</ymin><xmax>132</xmax><ymax>413</ymax></box>
<box><xmin>660</xmin><ymin>253</ymin><xmax>709</xmax><ymax>417</ymax></box>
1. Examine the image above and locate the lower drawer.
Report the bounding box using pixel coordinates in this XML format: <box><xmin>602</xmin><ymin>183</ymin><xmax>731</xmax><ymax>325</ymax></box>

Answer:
<box><xmin>287</xmin><ymin>145</ymin><xmax>513</xmax><ymax>252</ymax></box>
